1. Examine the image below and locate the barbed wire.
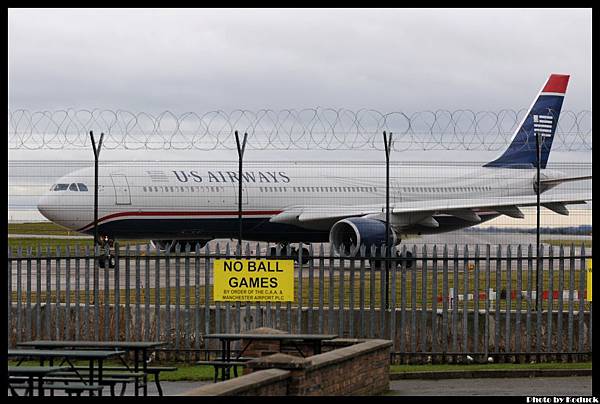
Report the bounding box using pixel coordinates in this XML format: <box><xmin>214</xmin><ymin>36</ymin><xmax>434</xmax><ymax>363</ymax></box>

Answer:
<box><xmin>8</xmin><ymin>108</ymin><xmax>592</xmax><ymax>151</ymax></box>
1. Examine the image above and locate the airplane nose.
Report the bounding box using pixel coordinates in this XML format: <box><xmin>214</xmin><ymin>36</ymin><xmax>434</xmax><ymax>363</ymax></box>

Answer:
<box><xmin>37</xmin><ymin>194</ymin><xmax>53</xmax><ymax>221</ymax></box>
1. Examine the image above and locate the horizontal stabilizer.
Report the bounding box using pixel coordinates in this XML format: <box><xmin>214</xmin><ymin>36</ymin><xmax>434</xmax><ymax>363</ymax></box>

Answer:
<box><xmin>540</xmin><ymin>175</ymin><xmax>592</xmax><ymax>187</ymax></box>
<box><xmin>542</xmin><ymin>202</ymin><xmax>569</xmax><ymax>216</ymax></box>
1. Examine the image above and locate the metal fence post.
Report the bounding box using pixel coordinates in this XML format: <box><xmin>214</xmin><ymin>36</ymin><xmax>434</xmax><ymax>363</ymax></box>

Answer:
<box><xmin>235</xmin><ymin>131</ymin><xmax>248</xmax><ymax>247</ymax></box>
<box><xmin>383</xmin><ymin>131</ymin><xmax>393</xmax><ymax>310</ymax></box>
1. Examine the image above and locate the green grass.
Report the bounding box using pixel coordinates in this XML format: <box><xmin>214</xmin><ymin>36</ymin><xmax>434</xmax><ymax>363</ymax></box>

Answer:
<box><xmin>9</xmin><ymin>222</ymin><xmax>76</xmax><ymax>236</ymax></box>
<box><xmin>12</xmin><ymin>265</ymin><xmax>589</xmax><ymax>313</ymax></box>
<box><xmin>390</xmin><ymin>361</ymin><xmax>592</xmax><ymax>373</ymax></box>
<box><xmin>543</xmin><ymin>239</ymin><xmax>592</xmax><ymax>248</ymax></box>
<box><xmin>8</xmin><ymin>239</ymin><xmax>151</xmax><ymax>254</ymax></box>
<box><xmin>152</xmin><ymin>363</ymin><xmax>223</xmax><ymax>381</ymax></box>
<box><xmin>9</xmin><ymin>238</ymin><xmax>94</xmax><ymax>252</ymax></box>
<box><xmin>8</xmin><ymin>360</ymin><xmax>220</xmax><ymax>382</ymax></box>
<box><xmin>9</xmin><ymin>360</ymin><xmax>591</xmax><ymax>381</ymax></box>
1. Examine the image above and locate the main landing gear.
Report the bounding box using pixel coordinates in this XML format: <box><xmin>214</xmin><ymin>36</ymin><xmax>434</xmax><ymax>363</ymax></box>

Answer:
<box><xmin>268</xmin><ymin>244</ymin><xmax>310</xmax><ymax>264</ymax></box>
<box><xmin>370</xmin><ymin>248</ymin><xmax>414</xmax><ymax>269</ymax></box>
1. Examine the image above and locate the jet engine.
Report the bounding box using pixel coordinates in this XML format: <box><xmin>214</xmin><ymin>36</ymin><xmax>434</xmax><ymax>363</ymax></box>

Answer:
<box><xmin>329</xmin><ymin>217</ymin><xmax>399</xmax><ymax>256</ymax></box>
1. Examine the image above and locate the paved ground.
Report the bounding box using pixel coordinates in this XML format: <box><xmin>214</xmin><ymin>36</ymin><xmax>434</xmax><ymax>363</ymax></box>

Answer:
<box><xmin>387</xmin><ymin>376</ymin><xmax>593</xmax><ymax>396</ymax></box>
<box><xmin>10</xmin><ymin>376</ymin><xmax>594</xmax><ymax>396</ymax></box>
<box><xmin>136</xmin><ymin>380</ymin><xmax>211</xmax><ymax>396</ymax></box>
<box><xmin>9</xmin><ymin>380</ymin><xmax>212</xmax><ymax>397</ymax></box>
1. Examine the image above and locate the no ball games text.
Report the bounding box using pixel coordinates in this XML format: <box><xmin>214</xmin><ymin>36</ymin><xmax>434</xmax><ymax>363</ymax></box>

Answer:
<box><xmin>213</xmin><ymin>259</ymin><xmax>295</xmax><ymax>302</ymax></box>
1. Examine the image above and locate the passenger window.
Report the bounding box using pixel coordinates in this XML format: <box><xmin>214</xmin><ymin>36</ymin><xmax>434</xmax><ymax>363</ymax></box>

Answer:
<box><xmin>69</xmin><ymin>183</ymin><xmax>78</xmax><ymax>191</ymax></box>
<box><xmin>54</xmin><ymin>184</ymin><xmax>69</xmax><ymax>191</ymax></box>
<box><xmin>77</xmin><ymin>183</ymin><xmax>88</xmax><ymax>191</ymax></box>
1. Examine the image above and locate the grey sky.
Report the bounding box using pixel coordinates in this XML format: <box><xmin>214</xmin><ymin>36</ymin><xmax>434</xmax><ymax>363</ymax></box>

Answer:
<box><xmin>9</xmin><ymin>8</ymin><xmax>592</xmax><ymax>113</ymax></box>
<box><xmin>7</xmin><ymin>8</ymin><xmax>592</xmax><ymax>222</ymax></box>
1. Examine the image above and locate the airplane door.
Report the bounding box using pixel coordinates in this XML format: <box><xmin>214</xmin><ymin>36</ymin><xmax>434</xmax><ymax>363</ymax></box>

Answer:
<box><xmin>233</xmin><ymin>183</ymin><xmax>249</xmax><ymax>205</ymax></box>
<box><xmin>393</xmin><ymin>181</ymin><xmax>403</xmax><ymax>204</ymax></box>
<box><xmin>110</xmin><ymin>174</ymin><xmax>132</xmax><ymax>205</ymax></box>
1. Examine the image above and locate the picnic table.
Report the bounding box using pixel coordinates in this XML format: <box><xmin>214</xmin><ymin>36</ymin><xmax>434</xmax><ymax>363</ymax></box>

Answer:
<box><xmin>8</xmin><ymin>366</ymin><xmax>69</xmax><ymax>396</ymax></box>
<box><xmin>8</xmin><ymin>349</ymin><xmax>125</xmax><ymax>396</ymax></box>
<box><xmin>202</xmin><ymin>333</ymin><xmax>337</xmax><ymax>380</ymax></box>
<box><xmin>16</xmin><ymin>341</ymin><xmax>169</xmax><ymax>396</ymax></box>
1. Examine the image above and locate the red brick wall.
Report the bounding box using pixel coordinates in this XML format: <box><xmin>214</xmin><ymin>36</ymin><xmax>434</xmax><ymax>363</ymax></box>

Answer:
<box><xmin>247</xmin><ymin>339</ymin><xmax>392</xmax><ymax>396</ymax></box>
<box><xmin>182</xmin><ymin>339</ymin><xmax>392</xmax><ymax>396</ymax></box>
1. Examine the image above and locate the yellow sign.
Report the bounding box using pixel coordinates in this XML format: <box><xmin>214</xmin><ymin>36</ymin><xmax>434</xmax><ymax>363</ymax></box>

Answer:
<box><xmin>213</xmin><ymin>259</ymin><xmax>295</xmax><ymax>302</ymax></box>
<box><xmin>587</xmin><ymin>259</ymin><xmax>592</xmax><ymax>302</ymax></box>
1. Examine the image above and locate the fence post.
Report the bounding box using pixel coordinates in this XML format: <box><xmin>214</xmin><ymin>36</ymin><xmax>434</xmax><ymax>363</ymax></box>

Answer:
<box><xmin>383</xmin><ymin>131</ymin><xmax>393</xmax><ymax>310</ymax></box>
<box><xmin>125</xmin><ymin>244</ymin><xmax>131</xmax><ymax>342</ymax></box>
<box><xmin>89</xmin><ymin>131</ymin><xmax>104</xmax><ymax>307</ymax></box>
<box><xmin>318</xmin><ymin>243</ymin><xmax>325</xmax><ymax>334</ymax></box>
<box><xmin>235</xmin><ymin>131</ymin><xmax>247</xmax><ymax>247</ymax></box>
<box><xmin>26</xmin><ymin>246</ymin><xmax>32</xmax><ymax>342</ymax></box>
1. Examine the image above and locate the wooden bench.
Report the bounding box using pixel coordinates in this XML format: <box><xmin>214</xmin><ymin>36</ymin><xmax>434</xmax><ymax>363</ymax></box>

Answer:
<box><xmin>8</xmin><ymin>379</ymin><xmax>104</xmax><ymax>396</ymax></box>
<box><xmin>42</xmin><ymin>382</ymin><xmax>105</xmax><ymax>396</ymax></box>
<box><xmin>45</xmin><ymin>371</ymin><xmax>146</xmax><ymax>396</ymax></box>
<box><xmin>196</xmin><ymin>360</ymin><xmax>248</xmax><ymax>382</ymax></box>
<box><xmin>76</xmin><ymin>366</ymin><xmax>178</xmax><ymax>396</ymax></box>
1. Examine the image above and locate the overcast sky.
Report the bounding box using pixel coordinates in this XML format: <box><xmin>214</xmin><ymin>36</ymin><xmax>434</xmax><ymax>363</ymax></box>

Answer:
<box><xmin>8</xmin><ymin>8</ymin><xmax>592</xmax><ymax>221</ymax></box>
<box><xmin>9</xmin><ymin>8</ymin><xmax>592</xmax><ymax>113</ymax></box>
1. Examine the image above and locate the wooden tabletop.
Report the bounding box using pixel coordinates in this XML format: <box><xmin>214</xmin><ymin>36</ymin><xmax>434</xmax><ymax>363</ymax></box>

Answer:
<box><xmin>204</xmin><ymin>333</ymin><xmax>338</xmax><ymax>341</ymax></box>
<box><xmin>8</xmin><ymin>349</ymin><xmax>126</xmax><ymax>359</ymax></box>
<box><xmin>8</xmin><ymin>366</ymin><xmax>70</xmax><ymax>376</ymax></box>
<box><xmin>17</xmin><ymin>340</ymin><xmax>167</xmax><ymax>350</ymax></box>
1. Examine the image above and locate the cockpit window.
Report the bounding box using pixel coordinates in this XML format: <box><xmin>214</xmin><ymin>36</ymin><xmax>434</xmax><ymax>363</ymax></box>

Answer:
<box><xmin>77</xmin><ymin>183</ymin><xmax>88</xmax><ymax>191</ymax></box>
<box><xmin>53</xmin><ymin>184</ymin><xmax>69</xmax><ymax>191</ymax></box>
<box><xmin>69</xmin><ymin>183</ymin><xmax>78</xmax><ymax>191</ymax></box>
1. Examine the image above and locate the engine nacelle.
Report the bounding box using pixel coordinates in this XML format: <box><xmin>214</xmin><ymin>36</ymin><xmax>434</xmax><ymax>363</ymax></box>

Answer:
<box><xmin>329</xmin><ymin>217</ymin><xmax>398</xmax><ymax>256</ymax></box>
<box><xmin>151</xmin><ymin>239</ymin><xmax>209</xmax><ymax>252</ymax></box>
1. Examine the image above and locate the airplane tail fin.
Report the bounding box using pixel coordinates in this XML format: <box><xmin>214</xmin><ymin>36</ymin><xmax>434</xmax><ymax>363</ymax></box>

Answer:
<box><xmin>484</xmin><ymin>74</ymin><xmax>570</xmax><ymax>169</ymax></box>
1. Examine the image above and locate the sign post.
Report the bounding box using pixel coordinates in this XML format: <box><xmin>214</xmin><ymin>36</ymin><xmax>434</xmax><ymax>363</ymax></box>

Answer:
<box><xmin>587</xmin><ymin>259</ymin><xmax>592</xmax><ymax>302</ymax></box>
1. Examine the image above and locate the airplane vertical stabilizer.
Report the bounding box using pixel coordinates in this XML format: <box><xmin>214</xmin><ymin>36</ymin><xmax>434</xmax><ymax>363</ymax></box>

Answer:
<box><xmin>484</xmin><ymin>74</ymin><xmax>569</xmax><ymax>169</ymax></box>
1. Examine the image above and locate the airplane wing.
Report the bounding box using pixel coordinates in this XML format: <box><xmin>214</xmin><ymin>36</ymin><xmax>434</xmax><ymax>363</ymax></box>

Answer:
<box><xmin>269</xmin><ymin>192</ymin><xmax>591</xmax><ymax>229</ymax></box>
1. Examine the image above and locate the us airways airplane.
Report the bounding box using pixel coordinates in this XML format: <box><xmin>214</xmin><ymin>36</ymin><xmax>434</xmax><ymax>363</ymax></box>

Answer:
<box><xmin>37</xmin><ymin>74</ymin><xmax>591</xmax><ymax>266</ymax></box>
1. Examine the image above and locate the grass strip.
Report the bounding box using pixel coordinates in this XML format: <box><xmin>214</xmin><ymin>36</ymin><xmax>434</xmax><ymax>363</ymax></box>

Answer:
<box><xmin>9</xmin><ymin>360</ymin><xmax>591</xmax><ymax>381</ymax></box>
<box><xmin>390</xmin><ymin>361</ymin><xmax>592</xmax><ymax>373</ymax></box>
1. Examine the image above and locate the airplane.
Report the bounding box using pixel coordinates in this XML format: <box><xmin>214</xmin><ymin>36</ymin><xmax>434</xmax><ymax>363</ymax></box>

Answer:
<box><xmin>37</xmin><ymin>74</ymin><xmax>591</xmax><ymax>267</ymax></box>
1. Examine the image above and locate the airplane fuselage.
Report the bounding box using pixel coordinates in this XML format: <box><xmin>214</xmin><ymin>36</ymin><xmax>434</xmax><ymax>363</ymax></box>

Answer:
<box><xmin>37</xmin><ymin>163</ymin><xmax>556</xmax><ymax>243</ymax></box>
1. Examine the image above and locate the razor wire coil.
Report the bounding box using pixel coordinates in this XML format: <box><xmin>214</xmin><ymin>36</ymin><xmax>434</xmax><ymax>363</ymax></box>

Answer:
<box><xmin>8</xmin><ymin>108</ymin><xmax>591</xmax><ymax>151</ymax></box>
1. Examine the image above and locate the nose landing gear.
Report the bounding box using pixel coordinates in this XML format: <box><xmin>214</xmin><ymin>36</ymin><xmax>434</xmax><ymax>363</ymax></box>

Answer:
<box><xmin>96</xmin><ymin>236</ymin><xmax>116</xmax><ymax>269</ymax></box>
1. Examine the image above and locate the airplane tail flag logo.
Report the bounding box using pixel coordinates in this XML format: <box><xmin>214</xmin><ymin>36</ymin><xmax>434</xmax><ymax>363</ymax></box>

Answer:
<box><xmin>485</xmin><ymin>74</ymin><xmax>570</xmax><ymax>169</ymax></box>
<box><xmin>533</xmin><ymin>115</ymin><xmax>554</xmax><ymax>138</ymax></box>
